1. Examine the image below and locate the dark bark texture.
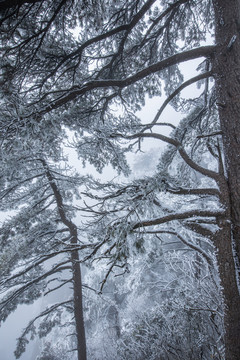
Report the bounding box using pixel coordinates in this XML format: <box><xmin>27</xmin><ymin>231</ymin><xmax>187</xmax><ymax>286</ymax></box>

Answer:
<box><xmin>213</xmin><ymin>1</ymin><xmax>240</xmax><ymax>358</ymax></box>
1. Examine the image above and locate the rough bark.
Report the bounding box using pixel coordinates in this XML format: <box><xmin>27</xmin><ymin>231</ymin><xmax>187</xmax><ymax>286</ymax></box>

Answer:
<box><xmin>215</xmin><ymin>173</ymin><xmax>240</xmax><ymax>359</ymax></box>
<box><xmin>213</xmin><ymin>0</ymin><xmax>240</xmax><ymax>261</ymax></box>
<box><xmin>212</xmin><ymin>1</ymin><xmax>240</xmax><ymax>358</ymax></box>
<box><xmin>213</xmin><ymin>223</ymin><xmax>240</xmax><ymax>360</ymax></box>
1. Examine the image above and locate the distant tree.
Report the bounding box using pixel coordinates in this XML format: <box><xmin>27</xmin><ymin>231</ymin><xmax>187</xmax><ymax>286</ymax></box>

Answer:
<box><xmin>1</xmin><ymin>1</ymin><xmax>240</xmax><ymax>359</ymax></box>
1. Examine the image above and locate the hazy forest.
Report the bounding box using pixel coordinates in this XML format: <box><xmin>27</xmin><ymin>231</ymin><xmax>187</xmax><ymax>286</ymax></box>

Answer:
<box><xmin>0</xmin><ymin>1</ymin><xmax>240</xmax><ymax>359</ymax></box>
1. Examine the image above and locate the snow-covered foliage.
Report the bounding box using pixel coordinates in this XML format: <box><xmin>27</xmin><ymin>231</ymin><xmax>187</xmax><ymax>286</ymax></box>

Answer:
<box><xmin>0</xmin><ymin>1</ymin><xmax>239</xmax><ymax>359</ymax></box>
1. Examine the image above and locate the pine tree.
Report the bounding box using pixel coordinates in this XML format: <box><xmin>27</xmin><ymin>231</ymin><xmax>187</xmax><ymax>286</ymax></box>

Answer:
<box><xmin>0</xmin><ymin>133</ymin><xmax>87</xmax><ymax>359</ymax></box>
<box><xmin>1</xmin><ymin>1</ymin><xmax>240</xmax><ymax>358</ymax></box>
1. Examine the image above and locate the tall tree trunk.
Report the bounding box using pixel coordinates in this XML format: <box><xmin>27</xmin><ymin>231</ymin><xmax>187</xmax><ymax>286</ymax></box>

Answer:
<box><xmin>213</xmin><ymin>222</ymin><xmax>240</xmax><ymax>359</ymax></box>
<box><xmin>41</xmin><ymin>160</ymin><xmax>87</xmax><ymax>360</ymax></box>
<box><xmin>212</xmin><ymin>2</ymin><xmax>240</xmax><ymax>355</ymax></box>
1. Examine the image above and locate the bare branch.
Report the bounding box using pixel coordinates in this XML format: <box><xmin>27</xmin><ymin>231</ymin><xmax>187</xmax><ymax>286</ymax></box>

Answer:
<box><xmin>44</xmin><ymin>279</ymin><xmax>71</xmax><ymax>296</ymax></box>
<box><xmin>196</xmin><ymin>131</ymin><xmax>223</xmax><ymax>139</ymax></box>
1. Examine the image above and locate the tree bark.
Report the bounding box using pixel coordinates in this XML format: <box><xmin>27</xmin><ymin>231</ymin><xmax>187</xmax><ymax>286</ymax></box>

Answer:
<box><xmin>212</xmin><ymin>0</ymin><xmax>240</xmax><ymax>349</ymax></box>
<box><xmin>213</xmin><ymin>173</ymin><xmax>240</xmax><ymax>359</ymax></box>
<box><xmin>70</xmin><ymin>225</ymin><xmax>87</xmax><ymax>360</ymax></box>
<box><xmin>213</xmin><ymin>222</ymin><xmax>240</xmax><ymax>360</ymax></box>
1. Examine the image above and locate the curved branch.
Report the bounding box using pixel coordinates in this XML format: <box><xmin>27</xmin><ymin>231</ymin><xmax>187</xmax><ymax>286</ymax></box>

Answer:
<box><xmin>146</xmin><ymin>71</ymin><xmax>213</xmax><ymax>129</ymax></box>
<box><xmin>39</xmin><ymin>45</ymin><xmax>216</xmax><ymax>114</ymax></box>
<box><xmin>14</xmin><ymin>299</ymin><xmax>72</xmax><ymax>358</ymax></box>
<box><xmin>128</xmin><ymin>132</ymin><xmax>219</xmax><ymax>180</ymax></box>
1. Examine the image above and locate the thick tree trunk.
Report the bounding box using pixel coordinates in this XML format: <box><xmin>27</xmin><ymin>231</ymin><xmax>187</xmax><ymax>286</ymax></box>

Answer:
<box><xmin>213</xmin><ymin>1</ymin><xmax>240</xmax><ymax>358</ymax></box>
<box><xmin>213</xmin><ymin>0</ymin><xmax>240</xmax><ymax>269</ymax></box>
<box><xmin>214</xmin><ymin>222</ymin><xmax>240</xmax><ymax>360</ymax></box>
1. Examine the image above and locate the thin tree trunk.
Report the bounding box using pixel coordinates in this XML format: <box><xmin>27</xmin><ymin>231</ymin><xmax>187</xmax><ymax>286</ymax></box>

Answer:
<box><xmin>41</xmin><ymin>160</ymin><xmax>87</xmax><ymax>360</ymax></box>
<box><xmin>212</xmin><ymin>0</ymin><xmax>240</xmax><ymax>351</ymax></box>
<box><xmin>70</xmin><ymin>225</ymin><xmax>87</xmax><ymax>360</ymax></box>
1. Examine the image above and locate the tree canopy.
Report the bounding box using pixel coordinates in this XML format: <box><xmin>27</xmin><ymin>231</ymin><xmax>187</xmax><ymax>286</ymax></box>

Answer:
<box><xmin>0</xmin><ymin>1</ymin><xmax>240</xmax><ymax>359</ymax></box>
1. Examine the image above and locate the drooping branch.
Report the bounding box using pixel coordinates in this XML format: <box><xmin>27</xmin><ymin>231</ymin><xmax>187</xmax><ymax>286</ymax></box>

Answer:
<box><xmin>17</xmin><ymin>300</ymin><xmax>73</xmax><ymax>340</ymax></box>
<box><xmin>142</xmin><ymin>229</ymin><xmax>213</xmax><ymax>265</ymax></box>
<box><xmin>14</xmin><ymin>299</ymin><xmax>72</xmax><ymax>359</ymax></box>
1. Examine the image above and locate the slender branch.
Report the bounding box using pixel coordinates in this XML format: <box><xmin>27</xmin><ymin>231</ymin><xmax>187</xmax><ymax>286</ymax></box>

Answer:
<box><xmin>132</xmin><ymin>209</ymin><xmax>225</xmax><ymax>229</ymax></box>
<box><xmin>167</xmin><ymin>187</ymin><xmax>220</xmax><ymax>197</ymax></box>
<box><xmin>196</xmin><ymin>131</ymin><xmax>223</xmax><ymax>139</ymax></box>
<box><xmin>0</xmin><ymin>261</ymin><xmax>71</xmax><ymax>310</ymax></box>
<box><xmin>1</xmin><ymin>245</ymin><xmax>93</xmax><ymax>286</ymax></box>
<box><xmin>15</xmin><ymin>300</ymin><xmax>72</xmax><ymax>347</ymax></box>
<box><xmin>44</xmin><ymin>279</ymin><xmax>71</xmax><ymax>296</ymax></box>
<box><xmin>144</xmin><ymin>71</ymin><xmax>213</xmax><ymax>129</ymax></box>
<box><xmin>99</xmin><ymin>261</ymin><xmax>117</xmax><ymax>293</ymax></box>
